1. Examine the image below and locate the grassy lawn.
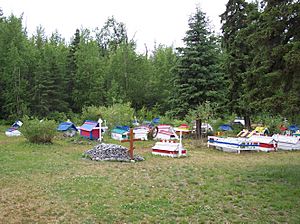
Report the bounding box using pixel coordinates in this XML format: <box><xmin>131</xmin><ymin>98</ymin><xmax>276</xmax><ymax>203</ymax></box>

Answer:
<box><xmin>1</xmin><ymin>125</ymin><xmax>300</xmax><ymax>223</ymax></box>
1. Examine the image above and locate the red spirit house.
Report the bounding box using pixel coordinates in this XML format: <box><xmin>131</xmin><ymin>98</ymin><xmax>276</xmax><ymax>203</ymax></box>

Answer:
<box><xmin>79</xmin><ymin>120</ymin><xmax>101</xmax><ymax>140</ymax></box>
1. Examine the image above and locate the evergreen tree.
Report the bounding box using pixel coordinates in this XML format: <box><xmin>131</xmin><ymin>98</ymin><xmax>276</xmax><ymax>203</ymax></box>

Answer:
<box><xmin>170</xmin><ymin>7</ymin><xmax>224</xmax><ymax>137</ymax></box>
<box><xmin>247</xmin><ymin>0</ymin><xmax>300</xmax><ymax>121</ymax></box>
<box><xmin>150</xmin><ymin>45</ymin><xmax>177</xmax><ymax>113</ymax></box>
<box><xmin>0</xmin><ymin>14</ymin><xmax>30</xmax><ymax>119</ymax></box>
<box><xmin>66</xmin><ymin>29</ymin><xmax>80</xmax><ymax>112</ymax></box>
<box><xmin>105</xmin><ymin>43</ymin><xmax>151</xmax><ymax>109</ymax></box>
<box><xmin>171</xmin><ymin>7</ymin><xmax>223</xmax><ymax>118</ymax></box>
<box><xmin>0</xmin><ymin>9</ymin><xmax>201</xmax><ymax>119</ymax></box>
<box><xmin>45</xmin><ymin>32</ymin><xmax>69</xmax><ymax>114</ymax></box>
<box><xmin>72</xmin><ymin>29</ymin><xmax>107</xmax><ymax>110</ymax></box>
<box><xmin>221</xmin><ymin>0</ymin><xmax>259</xmax><ymax>128</ymax></box>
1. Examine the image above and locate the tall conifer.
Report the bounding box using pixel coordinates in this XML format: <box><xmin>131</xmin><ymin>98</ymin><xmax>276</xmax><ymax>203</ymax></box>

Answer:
<box><xmin>171</xmin><ymin>7</ymin><xmax>223</xmax><ymax>118</ymax></box>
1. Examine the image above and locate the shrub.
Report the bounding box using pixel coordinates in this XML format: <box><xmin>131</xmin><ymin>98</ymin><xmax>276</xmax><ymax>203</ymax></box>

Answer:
<box><xmin>136</xmin><ymin>106</ymin><xmax>159</xmax><ymax>122</ymax></box>
<box><xmin>100</xmin><ymin>103</ymin><xmax>134</xmax><ymax>130</ymax></box>
<box><xmin>253</xmin><ymin>114</ymin><xmax>286</xmax><ymax>134</ymax></box>
<box><xmin>21</xmin><ymin>116</ymin><xmax>57</xmax><ymax>144</ymax></box>
<box><xmin>81</xmin><ymin>103</ymin><xmax>135</xmax><ymax>130</ymax></box>
<box><xmin>159</xmin><ymin>115</ymin><xmax>187</xmax><ymax>127</ymax></box>
<box><xmin>81</xmin><ymin>106</ymin><xmax>103</xmax><ymax>122</ymax></box>
<box><xmin>47</xmin><ymin>111</ymin><xmax>68</xmax><ymax>122</ymax></box>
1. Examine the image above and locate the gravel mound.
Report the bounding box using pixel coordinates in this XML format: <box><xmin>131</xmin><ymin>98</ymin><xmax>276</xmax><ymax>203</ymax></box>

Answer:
<box><xmin>84</xmin><ymin>143</ymin><xmax>145</xmax><ymax>162</ymax></box>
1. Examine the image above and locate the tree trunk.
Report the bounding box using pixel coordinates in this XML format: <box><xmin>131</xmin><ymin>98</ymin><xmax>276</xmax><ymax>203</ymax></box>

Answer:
<box><xmin>244</xmin><ymin>116</ymin><xmax>251</xmax><ymax>130</ymax></box>
<box><xmin>196</xmin><ymin>119</ymin><xmax>202</xmax><ymax>139</ymax></box>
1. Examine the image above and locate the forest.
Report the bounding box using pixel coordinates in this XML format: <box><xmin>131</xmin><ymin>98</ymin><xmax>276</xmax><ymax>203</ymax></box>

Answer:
<box><xmin>0</xmin><ymin>0</ymin><xmax>299</xmax><ymax>125</ymax></box>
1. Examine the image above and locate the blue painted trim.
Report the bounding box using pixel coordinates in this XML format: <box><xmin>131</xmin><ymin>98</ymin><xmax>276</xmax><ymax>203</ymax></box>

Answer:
<box><xmin>209</xmin><ymin>139</ymin><xmax>259</xmax><ymax>147</ymax></box>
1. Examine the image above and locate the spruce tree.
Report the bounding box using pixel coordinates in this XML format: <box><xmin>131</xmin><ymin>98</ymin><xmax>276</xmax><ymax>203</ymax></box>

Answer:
<box><xmin>72</xmin><ymin>29</ymin><xmax>106</xmax><ymax>110</ymax></box>
<box><xmin>66</xmin><ymin>29</ymin><xmax>80</xmax><ymax>112</ymax></box>
<box><xmin>221</xmin><ymin>0</ymin><xmax>259</xmax><ymax>128</ymax></box>
<box><xmin>248</xmin><ymin>0</ymin><xmax>300</xmax><ymax>121</ymax></box>
<box><xmin>150</xmin><ymin>45</ymin><xmax>177</xmax><ymax>113</ymax></box>
<box><xmin>0</xmin><ymin>14</ymin><xmax>30</xmax><ymax>119</ymax></box>
<box><xmin>171</xmin><ymin>7</ymin><xmax>223</xmax><ymax>118</ymax></box>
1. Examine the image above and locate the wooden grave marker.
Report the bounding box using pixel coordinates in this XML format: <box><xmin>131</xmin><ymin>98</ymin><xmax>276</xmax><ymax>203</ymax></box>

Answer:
<box><xmin>121</xmin><ymin>128</ymin><xmax>142</xmax><ymax>160</ymax></box>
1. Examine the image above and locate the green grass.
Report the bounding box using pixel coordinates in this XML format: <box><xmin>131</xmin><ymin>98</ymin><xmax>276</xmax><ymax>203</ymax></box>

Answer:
<box><xmin>0</xmin><ymin>125</ymin><xmax>300</xmax><ymax>223</ymax></box>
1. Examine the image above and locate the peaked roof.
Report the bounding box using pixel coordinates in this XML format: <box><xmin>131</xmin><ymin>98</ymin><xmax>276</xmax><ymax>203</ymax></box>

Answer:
<box><xmin>79</xmin><ymin>120</ymin><xmax>99</xmax><ymax>131</ymax></box>
<box><xmin>57</xmin><ymin>122</ymin><xmax>78</xmax><ymax>131</ymax></box>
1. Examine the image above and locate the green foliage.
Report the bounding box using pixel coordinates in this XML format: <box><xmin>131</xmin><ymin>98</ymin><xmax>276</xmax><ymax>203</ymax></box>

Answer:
<box><xmin>72</xmin><ymin>30</ymin><xmax>107</xmax><ymax>111</ymax></box>
<box><xmin>81</xmin><ymin>103</ymin><xmax>134</xmax><ymax>130</ymax></box>
<box><xmin>100</xmin><ymin>103</ymin><xmax>134</xmax><ymax>129</ymax></box>
<box><xmin>95</xmin><ymin>16</ymin><xmax>129</xmax><ymax>54</ymax></box>
<box><xmin>210</xmin><ymin>114</ymin><xmax>234</xmax><ymax>131</ymax></box>
<box><xmin>149</xmin><ymin>45</ymin><xmax>177</xmax><ymax>113</ymax></box>
<box><xmin>186</xmin><ymin>101</ymin><xmax>216</xmax><ymax>123</ymax></box>
<box><xmin>159</xmin><ymin>115</ymin><xmax>186</xmax><ymax>127</ymax></box>
<box><xmin>0</xmin><ymin>120</ymin><xmax>11</xmax><ymax>125</ymax></box>
<box><xmin>253</xmin><ymin>114</ymin><xmax>287</xmax><ymax>134</ymax></box>
<box><xmin>47</xmin><ymin>111</ymin><xmax>68</xmax><ymax>122</ymax></box>
<box><xmin>136</xmin><ymin>106</ymin><xmax>159</xmax><ymax>123</ymax></box>
<box><xmin>20</xmin><ymin>116</ymin><xmax>57</xmax><ymax>144</ymax></box>
<box><xmin>1</xmin><ymin>2</ymin><xmax>299</xmax><ymax>124</ymax></box>
<box><xmin>171</xmin><ymin>7</ymin><xmax>224</xmax><ymax>118</ymax></box>
<box><xmin>81</xmin><ymin>105</ymin><xmax>102</xmax><ymax>122</ymax></box>
<box><xmin>221</xmin><ymin>0</ymin><xmax>258</xmax><ymax>120</ymax></box>
<box><xmin>0</xmin><ymin>14</ymin><xmax>31</xmax><ymax>119</ymax></box>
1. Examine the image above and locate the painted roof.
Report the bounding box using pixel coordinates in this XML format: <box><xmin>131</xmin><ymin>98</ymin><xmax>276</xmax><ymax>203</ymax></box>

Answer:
<box><xmin>152</xmin><ymin>117</ymin><xmax>160</xmax><ymax>124</ymax></box>
<box><xmin>57</xmin><ymin>122</ymin><xmax>78</xmax><ymax>131</ymax></box>
<box><xmin>289</xmin><ymin>125</ymin><xmax>299</xmax><ymax>132</ymax></box>
<box><xmin>12</xmin><ymin>120</ymin><xmax>23</xmax><ymax>129</ymax></box>
<box><xmin>111</xmin><ymin>128</ymin><xmax>128</xmax><ymax>135</ymax></box>
<box><xmin>218</xmin><ymin>124</ymin><xmax>233</xmax><ymax>131</ymax></box>
<box><xmin>158</xmin><ymin>130</ymin><xmax>175</xmax><ymax>136</ymax></box>
<box><xmin>116</xmin><ymin>125</ymin><xmax>130</xmax><ymax>131</ymax></box>
<box><xmin>79</xmin><ymin>120</ymin><xmax>99</xmax><ymax>131</ymax></box>
<box><xmin>157</xmin><ymin>124</ymin><xmax>172</xmax><ymax>129</ymax></box>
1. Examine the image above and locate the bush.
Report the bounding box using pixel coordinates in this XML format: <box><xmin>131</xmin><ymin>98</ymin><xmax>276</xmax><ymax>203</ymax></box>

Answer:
<box><xmin>100</xmin><ymin>103</ymin><xmax>134</xmax><ymax>130</ymax></box>
<box><xmin>81</xmin><ymin>106</ymin><xmax>103</xmax><ymax>122</ymax></box>
<box><xmin>159</xmin><ymin>115</ymin><xmax>187</xmax><ymax>127</ymax></box>
<box><xmin>21</xmin><ymin>116</ymin><xmax>57</xmax><ymax>144</ymax></box>
<box><xmin>136</xmin><ymin>106</ymin><xmax>159</xmax><ymax>122</ymax></box>
<box><xmin>0</xmin><ymin>119</ymin><xmax>11</xmax><ymax>125</ymax></box>
<box><xmin>47</xmin><ymin>111</ymin><xmax>68</xmax><ymax>122</ymax></box>
<box><xmin>253</xmin><ymin>114</ymin><xmax>286</xmax><ymax>134</ymax></box>
<box><xmin>81</xmin><ymin>103</ymin><xmax>135</xmax><ymax>130</ymax></box>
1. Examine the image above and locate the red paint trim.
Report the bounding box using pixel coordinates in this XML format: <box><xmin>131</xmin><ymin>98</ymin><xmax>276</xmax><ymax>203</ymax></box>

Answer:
<box><xmin>259</xmin><ymin>143</ymin><xmax>275</xmax><ymax>148</ymax></box>
<box><xmin>158</xmin><ymin>124</ymin><xmax>172</xmax><ymax>128</ymax></box>
<box><xmin>152</xmin><ymin>149</ymin><xmax>186</xmax><ymax>154</ymax></box>
<box><xmin>158</xmin><ymin>130</ymin><xmax>174</xmax><ymax>135</ymax></box>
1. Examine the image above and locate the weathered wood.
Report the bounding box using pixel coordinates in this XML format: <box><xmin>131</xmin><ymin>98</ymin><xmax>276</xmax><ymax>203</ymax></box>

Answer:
<box><xmin>121</xmin><ymin>128</ymin><xmax>142</xmax><ymax>160</ymax></box>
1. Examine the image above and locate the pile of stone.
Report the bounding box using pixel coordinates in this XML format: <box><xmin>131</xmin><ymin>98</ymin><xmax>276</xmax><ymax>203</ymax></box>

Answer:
<box><xmin>84</xmin><ymin>143</ymin><xmax>145</xmax><ymax>162</ymax></box>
